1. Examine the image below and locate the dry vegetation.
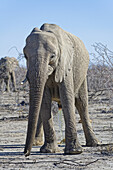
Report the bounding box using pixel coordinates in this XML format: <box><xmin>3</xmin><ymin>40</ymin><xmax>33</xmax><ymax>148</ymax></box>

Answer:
<box><xmin>88</xmin><ymin>43</ymin><xmax>113</xmax><ymax>104</ymax></box>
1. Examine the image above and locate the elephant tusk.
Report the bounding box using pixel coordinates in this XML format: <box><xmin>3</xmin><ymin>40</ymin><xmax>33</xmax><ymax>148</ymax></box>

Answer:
<box><xmin>21</xmin><ymin>77</ymin><xmax>27</xmax><ymax>85</ymax></box>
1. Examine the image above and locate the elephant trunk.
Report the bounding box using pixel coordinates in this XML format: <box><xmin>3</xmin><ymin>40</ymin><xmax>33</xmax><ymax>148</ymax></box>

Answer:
<box><xmin>24</xmin><ymin>69</ymin><xmax>46</xmax><ymax>156</ymax></box>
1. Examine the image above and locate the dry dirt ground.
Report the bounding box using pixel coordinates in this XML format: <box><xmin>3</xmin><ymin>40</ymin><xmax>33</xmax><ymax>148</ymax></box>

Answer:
<box><xmin>0</xmin><ymin>91</ymin><xmax>113</xmax><ymax>170</ymax></box>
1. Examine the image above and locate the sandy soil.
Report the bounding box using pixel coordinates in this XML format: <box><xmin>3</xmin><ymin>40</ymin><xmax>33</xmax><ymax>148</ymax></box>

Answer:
<box><xmin>0</xmin><ymin>91</ymin><xmax>113</xmax><ymax>169</ymax></box>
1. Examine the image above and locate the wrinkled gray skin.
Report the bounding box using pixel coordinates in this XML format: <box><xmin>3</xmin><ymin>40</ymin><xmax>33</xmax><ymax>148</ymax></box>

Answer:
<box><xmin>24</xmin><ymin>23</ymin><xmax>99</xmax><ymax>156</ymax></box>
<box><xmin>0</xmin><ymin>57</ymin><xmax>19</xmax><ymax>92</ymax></box>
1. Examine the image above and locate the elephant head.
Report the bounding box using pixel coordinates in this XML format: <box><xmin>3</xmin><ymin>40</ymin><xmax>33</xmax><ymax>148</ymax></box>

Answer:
<box><xmin>24</xmin><ymin>24</ymin><xmax>77</xmax><ymax>156</ymax></box>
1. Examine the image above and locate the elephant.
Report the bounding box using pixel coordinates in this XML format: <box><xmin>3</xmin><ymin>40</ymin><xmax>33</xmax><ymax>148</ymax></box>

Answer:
<box><xmin>24</xmin><ymin>23</ymin><xmax>99</xmax><ymax>156</ymax></box>
<box><xmin>0</xmin><ymin>57</ymin><xmax>19</xmax><ymax>92</ymax></box>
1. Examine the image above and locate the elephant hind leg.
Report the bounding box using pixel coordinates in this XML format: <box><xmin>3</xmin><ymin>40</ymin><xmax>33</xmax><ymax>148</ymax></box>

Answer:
<box><xmin>75</xmin><ymin>78</ymin><xmax>100</xmax><ymax>146</ymax></box>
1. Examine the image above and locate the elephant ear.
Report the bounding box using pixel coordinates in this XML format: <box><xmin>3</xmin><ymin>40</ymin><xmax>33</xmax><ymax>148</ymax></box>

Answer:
<box><xmin>40</xmin><ymin>23</ymin><xmax>74</xmax><ymax>82</ymax></box>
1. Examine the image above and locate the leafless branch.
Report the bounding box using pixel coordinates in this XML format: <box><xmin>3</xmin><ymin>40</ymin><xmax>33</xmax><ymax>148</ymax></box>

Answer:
<box><xmin>8</xmin><ymin>46</ymin><xmax>24</xmax><ymax>61</ymax></box>
<box><xmin>88</xmin><ymin>43</ymin><xmax>113</xmax><ymax>103</ymax></box>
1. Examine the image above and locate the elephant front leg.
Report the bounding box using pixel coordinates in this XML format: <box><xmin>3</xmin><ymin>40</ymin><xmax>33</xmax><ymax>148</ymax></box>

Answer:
<box><xmin>4</xmin><ymin>77</ymin><xmax>10</xmax><ymax>92</ymax></box>
<box><xmin>33</xmin><ymin>112</ymin><xmax>44</xmax><ymax>146</ymax></box>
<box><xmin>40</xmin><ymin>87</ymin><xmax>58</xmax><ymax>153</ymax></box>
<box><xmin>10</xmin><ymin>71</ymin><xmax>16</xmax><ymax>92</ymax></box>
<box><xmin>59</xmin><ymin>80</ymin><xmax>83</xmax><ymax>154</ymax></box>
<box><xmin>75</xmin><ymin>79</ymin><xmax>100</xmax><ymax>146</ymax></box>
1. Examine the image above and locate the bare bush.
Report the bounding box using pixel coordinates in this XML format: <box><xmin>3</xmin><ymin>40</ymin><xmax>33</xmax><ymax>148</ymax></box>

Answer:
<box><xmin>88</xmin><ymin>64</ymin><xmax>113</xmax><ymax>92</ymax></box>
<box><xmin>87</xmin><ymin>43</ymin><xmax>113</xmax><ymax>104</ymax></box>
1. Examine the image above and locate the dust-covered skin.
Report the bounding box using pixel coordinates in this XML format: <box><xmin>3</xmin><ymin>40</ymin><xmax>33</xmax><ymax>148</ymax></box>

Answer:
<box><xmin>24</xmin><ymin>23</ymin><xmax>99</xmax><ymax>156</ymax></box>
<box><xmin>0</xmin><ymin>57</ymin><xmax>19</xmax><ymax>92</ymax></box>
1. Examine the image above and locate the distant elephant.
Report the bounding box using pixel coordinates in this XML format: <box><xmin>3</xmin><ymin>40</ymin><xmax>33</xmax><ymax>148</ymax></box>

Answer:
<box><xmin>0</xmin><ymin>57</ymin><xmax>19</xmax><ymax>92</ymax></box>
<box><xmin>24</xmin><ymin>23</ymin><xmax>99</xmax><ymax>156</ymax></box>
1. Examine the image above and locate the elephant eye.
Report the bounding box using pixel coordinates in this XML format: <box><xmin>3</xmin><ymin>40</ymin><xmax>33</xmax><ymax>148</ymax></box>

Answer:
<box><xmin>50</xmin><ymin>54</ymin><xmax>56</xmax><ymax>59</ymax></box>
<box><xmin>49</xmin><ymin>54</ymin><xmax>56</xmax><ymax>65</ymax></box>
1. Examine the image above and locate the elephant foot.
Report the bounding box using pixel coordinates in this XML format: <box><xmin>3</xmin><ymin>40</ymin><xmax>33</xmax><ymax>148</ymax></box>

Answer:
<box><xmin>64</xmin><ymin>142</ymin><xmax>83</xmax><ymax>155</ymax></box>
<box><xmin>40</xmin><ymin>141</ymin><xmax>58</xmax><ymax>153</ymax></box>
<box><xmin>24</xmin><ymin>149</ymin><xmax>30</xmax><ymax>157</ymax></box>
<box><xmin>86</xmin><ymin>138</ymin><xmax>100</xmax><ymax>147</ymax></box>
<box><xmin>33</xmin><ymin>137</ymin><xmax>44</xmax><ymax>146</ymax></box>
